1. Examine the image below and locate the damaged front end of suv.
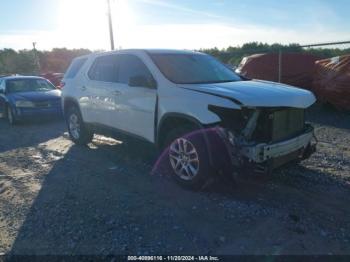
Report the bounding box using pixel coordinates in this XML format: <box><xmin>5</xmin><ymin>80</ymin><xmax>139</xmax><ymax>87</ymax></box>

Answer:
<box><xmin>209</xmin><ymin>105</ymin><xmax>317</xmax><ymax>175</ymax></box>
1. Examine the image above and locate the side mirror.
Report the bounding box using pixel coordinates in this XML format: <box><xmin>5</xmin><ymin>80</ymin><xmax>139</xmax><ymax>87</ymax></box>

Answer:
<box><xmin>128</xmin><ymin>75</ymin><xmax>156</xmax><ymax>89</ymax></box>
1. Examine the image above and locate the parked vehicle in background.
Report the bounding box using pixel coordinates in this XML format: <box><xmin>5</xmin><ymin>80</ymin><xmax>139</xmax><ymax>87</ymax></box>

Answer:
<box><xmin>0</xmin><ymin>76</ymin><xmax>62</xmax><ymax>125</ymax></box>
<box><xmin>62</xmin><ymin>49</ymin><xmax>317</xmax><ymax>188</ymax></box>
<box><xmin>40</xmin><ymin>73</ymin><xmax>64</xmax><ymax>89</ymax></box>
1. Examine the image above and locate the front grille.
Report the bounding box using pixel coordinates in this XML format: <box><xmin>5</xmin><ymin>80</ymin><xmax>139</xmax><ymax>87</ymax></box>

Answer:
<box><xmin>34</xmin><ymin>101</ymin><xmax>50</xmax><ymax>108</ymax></box>
<box><xmin>252</xmin><ymin>108</ymin><xmax>305</xmax><ymax>143</ymax></box>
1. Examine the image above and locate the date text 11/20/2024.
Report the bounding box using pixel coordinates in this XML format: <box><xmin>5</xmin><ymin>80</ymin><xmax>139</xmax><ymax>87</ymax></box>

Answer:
<box><xmin>127</xmin><ymin>256</ymin><xmax>220</xmax><ymax>261</ymax></box>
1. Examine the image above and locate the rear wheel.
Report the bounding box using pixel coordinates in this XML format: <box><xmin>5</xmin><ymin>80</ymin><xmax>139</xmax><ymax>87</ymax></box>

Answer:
<box><xmin>164</xmin><ymin>126</ymin><xmax>211</xmax><ymax>189</ymax></box>
<box><xmin>66</xmin><ymin>106</ymin><xmax>93</xmax><ymax>145</ymax></box>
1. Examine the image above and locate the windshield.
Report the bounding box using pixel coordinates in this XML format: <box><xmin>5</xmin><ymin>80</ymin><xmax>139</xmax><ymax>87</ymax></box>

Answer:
<box><xmin>6</xmin><ymin>78</ymin><xmax>56</xmax><ymax>93</ymax></box>
<box><xmin>149</xmin><ymin>53</ymin><xmax>242</xmax><ymax>84</ymax></box>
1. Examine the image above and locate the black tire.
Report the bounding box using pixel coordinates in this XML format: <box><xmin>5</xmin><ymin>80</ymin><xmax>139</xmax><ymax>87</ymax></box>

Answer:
<box><xmin>66</xmin><ymin>106</ymin><xmax>93</xmax><ymax>145</ymax></box>
<box><xmin>6</xmin><ymin>105</ymin><xmax>17</xmax><ymax>126</ymax></box>
<box><xmin>163</xmin><ymin>125</ymin><xmax>211</xmax><ymax>189</ymax></box>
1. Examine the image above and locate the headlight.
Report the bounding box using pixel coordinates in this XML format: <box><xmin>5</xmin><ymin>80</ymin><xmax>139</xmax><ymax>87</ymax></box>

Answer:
<box><xmin>15</xmin><ymin>100</ymin><xmax>35</xmax><ymax>108</ymax></box>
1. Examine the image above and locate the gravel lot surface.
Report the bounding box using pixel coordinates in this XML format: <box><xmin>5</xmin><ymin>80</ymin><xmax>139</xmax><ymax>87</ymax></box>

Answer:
<box><xmin>0</xmin><ymin>104</ymin><xmax>350</xmax><ymax>255</ymax></box>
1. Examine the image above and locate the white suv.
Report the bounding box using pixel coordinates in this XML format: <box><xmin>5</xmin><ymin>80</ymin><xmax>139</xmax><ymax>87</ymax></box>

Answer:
<box><xmin>61</xmin><ymin>49</ymin><xmax>316</xmax><ymax>188</ymax></box>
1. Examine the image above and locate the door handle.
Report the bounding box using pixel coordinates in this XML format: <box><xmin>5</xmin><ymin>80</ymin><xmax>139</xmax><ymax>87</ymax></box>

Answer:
<box><xmin>113</xmin><ymin>90</ymin><xmax>122</xmax><ymax>96</ymax></box>
<box><xmin>81</xmin><ymin>86</ymin><xmax>86</xmax><ymax>91</ymax></box>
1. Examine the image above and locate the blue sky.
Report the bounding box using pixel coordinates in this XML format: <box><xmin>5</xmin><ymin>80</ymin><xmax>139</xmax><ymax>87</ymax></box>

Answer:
<box><xmin>0</xmin><ymin>0</ymin><xmax>349</xmax><ymax>50</ymax></box>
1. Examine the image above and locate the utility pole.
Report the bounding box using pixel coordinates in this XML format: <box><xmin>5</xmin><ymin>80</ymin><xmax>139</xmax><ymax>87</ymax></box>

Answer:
<box><xmin>107</xmin><ymin>0</ymin><xmax>115</xmax><ymax>50</ymax></box>
<box><xmin>32</xmin><ymin>42</ymin><xmax>40</xmax><ymax>74</ymax></box>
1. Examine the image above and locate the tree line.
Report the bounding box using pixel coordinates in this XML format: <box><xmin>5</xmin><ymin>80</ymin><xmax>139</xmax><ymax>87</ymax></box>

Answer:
<box><xmin>0</xmin><ymin>48</ymin><xmax>91</xmax><ymax>75</ymax></box>
<box><xmin>1</xmin><ymin>43</ymin><xmax>349</xmax><ymax>75</ymax></box>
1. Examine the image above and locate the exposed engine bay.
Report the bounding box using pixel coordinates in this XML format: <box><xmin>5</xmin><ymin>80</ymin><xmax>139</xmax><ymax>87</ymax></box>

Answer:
<box><xmin>210</xmin><ymin>106</ymin><xmax>317</xmax><ymax>174</ymax></box>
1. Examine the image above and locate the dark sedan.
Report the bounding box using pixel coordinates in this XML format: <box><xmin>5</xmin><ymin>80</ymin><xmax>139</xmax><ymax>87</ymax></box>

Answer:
<box><xmin>0</xmin><ymin>76</ymin><xmax>62</xmax><ymax>125</ymax></box>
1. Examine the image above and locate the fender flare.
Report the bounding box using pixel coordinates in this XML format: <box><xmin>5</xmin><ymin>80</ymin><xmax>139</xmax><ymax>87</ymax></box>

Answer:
<box><xmin>156</xmin><ymin>112</ymin><xmax>205</xmax><ymax>145</ymax></box>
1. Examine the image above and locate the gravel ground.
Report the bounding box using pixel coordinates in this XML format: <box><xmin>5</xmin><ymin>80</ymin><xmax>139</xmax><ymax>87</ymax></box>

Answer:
<box><xmin>0</xmin><ymin>104</ymin><xmax>350</xmax><ymax>255</ymax></box>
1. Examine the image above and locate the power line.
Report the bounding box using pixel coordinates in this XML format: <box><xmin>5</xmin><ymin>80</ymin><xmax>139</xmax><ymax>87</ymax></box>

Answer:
<box><xmin>300</xmin><ymin>40</ymin><xmax>350</xmax><ymax>48</ymax></box>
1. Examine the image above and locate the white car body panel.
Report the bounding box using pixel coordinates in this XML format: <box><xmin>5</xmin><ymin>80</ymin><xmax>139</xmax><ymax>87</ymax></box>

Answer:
<box><xmin>157</xmin><ymin>85</ymin><xmax>240</xmax><ymax>127</ymax></box>
<box><xmin>84</xmin><ymin>80</ymin><xmax>118</xmax><ymax>127</ymax></box>
<box><xmin>113</xmin><ymin>82</ymin><xmax>157</xmax><ymax>141</ymax></box>
<box><xmin>182</xmin><ymin>80</ymin><xmax>316</xmax><ymax>109</ymax></box>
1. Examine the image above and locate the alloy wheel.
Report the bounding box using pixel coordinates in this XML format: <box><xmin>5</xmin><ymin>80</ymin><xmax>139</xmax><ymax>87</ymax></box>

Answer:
<box><xmin>69</xmin><ymin>113</ymin><xmax>80</xmax><ymax>139</ymax></box>
<box><xmin>169</xmin><ymin>137</ymin><xmax>200</xmax><ymax>180</ymax></box>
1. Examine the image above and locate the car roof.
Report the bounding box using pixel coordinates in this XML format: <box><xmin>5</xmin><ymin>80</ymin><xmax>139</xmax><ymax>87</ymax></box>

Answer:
<box><xmin>139</xmin><ymin>49</ymin><xmax>202</xmax><ymax>55</ymax></box>
<box><xmin>1</xmin><ymin>75</ymin><xmax>46</xmax><ymax>81</ymax></box>
<box><xmin>82</xmin><ymin>48</ymin><xmax>203</xmax><ymax>59</ymax></box>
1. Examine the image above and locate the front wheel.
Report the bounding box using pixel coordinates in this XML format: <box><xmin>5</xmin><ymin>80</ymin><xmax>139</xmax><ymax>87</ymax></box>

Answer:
<box><xmin>164</xmin><ymin>126</ymin><xmax>211</xmax><ymax>189</ymax></box>
<box><xmin>6</xmin><ymin>105</ymin><xmax>16</xmax><ymax>125</ymax></box>
<box><xmin>66</xmin><ymin>106</ymin><xmax>93</xmax><ymax>145</ymax></box>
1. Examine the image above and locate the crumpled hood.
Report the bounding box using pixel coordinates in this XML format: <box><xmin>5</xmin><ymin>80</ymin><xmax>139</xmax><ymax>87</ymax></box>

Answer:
<box><xmin>182</xmin><ymin>80</ymin><xmax>316</xmax><ymax>108</ymax></box>
<box><xmin>8</xmin><ymin>90</ymin><xmax>61</xmax><ymax>102</ymax></box>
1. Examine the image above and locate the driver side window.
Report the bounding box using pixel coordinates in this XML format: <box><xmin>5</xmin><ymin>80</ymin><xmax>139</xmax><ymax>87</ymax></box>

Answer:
<box><xmin>117</xmin><ymin>54</ymin><xmax>155</xmax><ymax>87</ymax></box>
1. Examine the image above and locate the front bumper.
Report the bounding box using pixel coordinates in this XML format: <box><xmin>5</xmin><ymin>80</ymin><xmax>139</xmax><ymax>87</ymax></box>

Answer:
<box><xmin>220</xmin><ymin>125</ymin><xmax>316</xmax><ymax>172</ymax></box>
<box><xmin>240</xmin><ymin>126</ymin><xmax>315</xmax><ymax>163</ymax></box>
<box><xmin>14</xmin><ymin>106</ymin><xmax>63</xmax><ymax>120</ymax></box>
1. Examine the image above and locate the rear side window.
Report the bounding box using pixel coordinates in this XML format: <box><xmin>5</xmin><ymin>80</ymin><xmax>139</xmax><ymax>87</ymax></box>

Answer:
<box><xmin>118</xmin><ymin>54</ymin><xmax>153</xmax><ymax>85</ymax></box>
<box><xmin>65</xmin><ymin>58</ymin><xmax>87</xmax><ymax>79</ymax></box>
<box><xmin>88</xmin><ymin>55</ymin><xmax>118</xmax><ymax>82</ymax></box>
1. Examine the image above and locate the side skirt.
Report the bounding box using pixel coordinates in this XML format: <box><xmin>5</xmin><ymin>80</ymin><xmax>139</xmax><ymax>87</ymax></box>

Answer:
<box><xmin>87</xmin><ymin>122</ymin><xmax>156</xmax><ymax>148</ymax></box>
